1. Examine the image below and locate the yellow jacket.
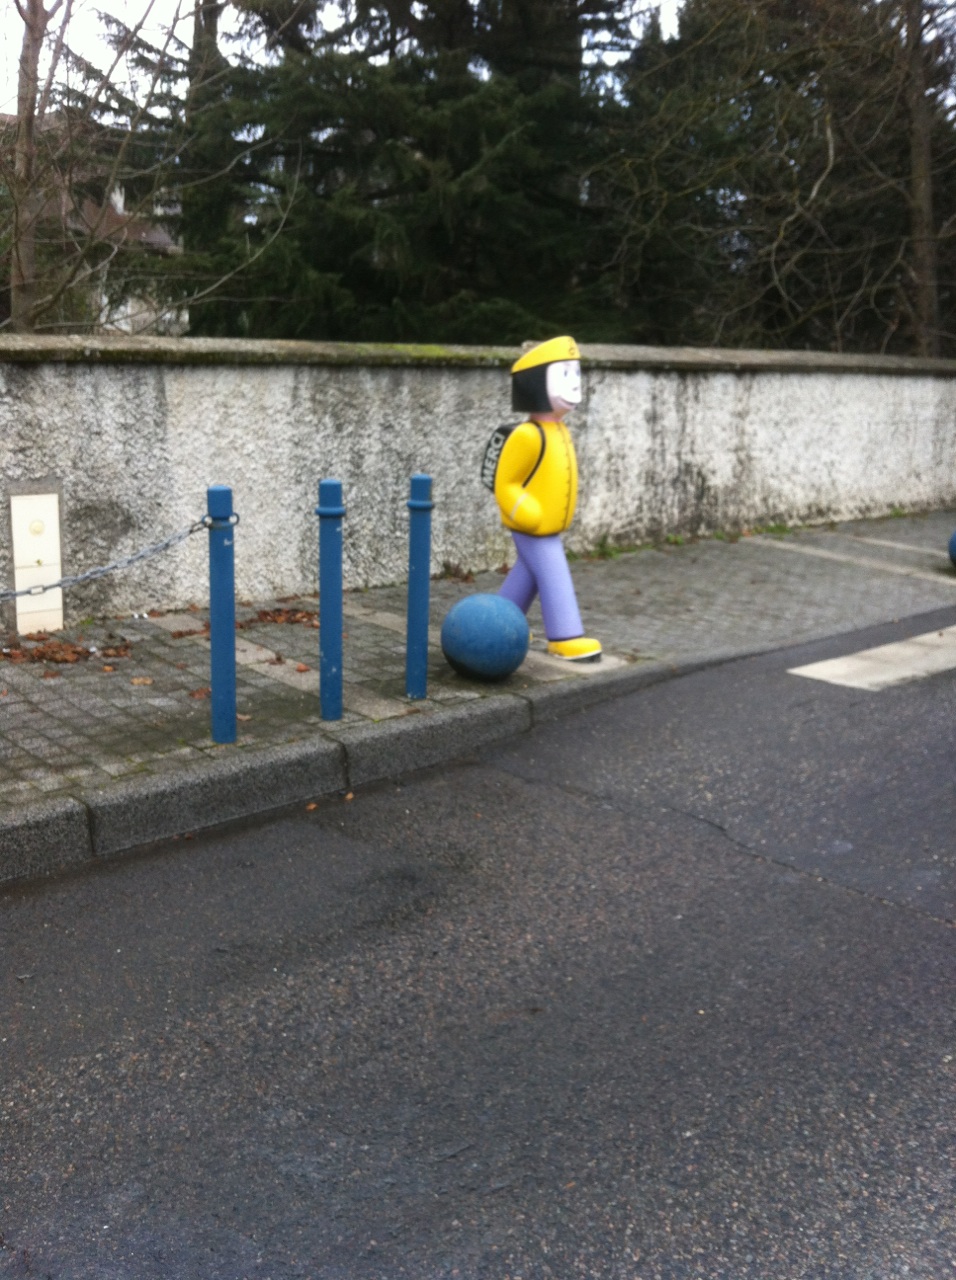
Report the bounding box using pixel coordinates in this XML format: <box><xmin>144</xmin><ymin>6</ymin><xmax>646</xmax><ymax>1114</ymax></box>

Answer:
<box><xmin>494</xmin><ymin>418</ymin><xmax>578</xmax><ymax>536</ymax></box>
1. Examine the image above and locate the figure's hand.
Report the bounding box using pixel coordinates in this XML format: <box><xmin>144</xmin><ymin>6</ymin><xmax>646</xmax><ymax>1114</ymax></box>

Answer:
<box><xmin>506</xmin><ymin>490</ymin><xmax>542</xmax><ymax>533</ymax></box>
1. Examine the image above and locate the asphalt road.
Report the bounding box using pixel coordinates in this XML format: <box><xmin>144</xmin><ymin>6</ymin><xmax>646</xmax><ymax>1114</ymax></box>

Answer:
<box><xmin>2</xmin><ymin>608</ymin><xmax>955</xmax><ymax>1280</ymax></box>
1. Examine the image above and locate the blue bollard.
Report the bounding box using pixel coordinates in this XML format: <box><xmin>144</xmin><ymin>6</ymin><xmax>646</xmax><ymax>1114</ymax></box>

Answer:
<box><xmin>317</xmin><ymin>479</ymin><xmax>346</xmax><ymax>721</ymax></box>
<box><xmin>406</xmin><ymin>473</ymin><xmax>434</xmax><ymax>700</ymax></box>
<box><xmin>207</xmin><ymin>485</ymin><xmax>237</xmax><ymax>745</ymax></box>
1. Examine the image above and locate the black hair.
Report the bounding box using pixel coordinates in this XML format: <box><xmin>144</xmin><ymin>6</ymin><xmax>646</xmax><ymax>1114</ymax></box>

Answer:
<box><xmin>511</xmin><ymin>364</ymin><xmax>552</xmax><ymax>414</ymax></box>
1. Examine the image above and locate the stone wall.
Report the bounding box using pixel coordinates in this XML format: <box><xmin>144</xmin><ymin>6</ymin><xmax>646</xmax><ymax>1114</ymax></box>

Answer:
<box><xmin>2</xmin><ymin>335</ymin><xmax>956</xmax><ymax>626</ymax></box>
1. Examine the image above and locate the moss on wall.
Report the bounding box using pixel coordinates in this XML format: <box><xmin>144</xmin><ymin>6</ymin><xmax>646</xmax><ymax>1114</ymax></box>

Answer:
<box><xmin>3</xmin><ymin>335</ymin><xmax>956</xmax><ymax>377</ymax></box>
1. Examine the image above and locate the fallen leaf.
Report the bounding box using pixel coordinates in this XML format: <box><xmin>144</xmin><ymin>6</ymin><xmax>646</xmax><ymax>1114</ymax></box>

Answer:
<box><xmin>100</xmin><ymin>643</ymin><xmax>132</xmax><ymax>658</ymax></box>
<box><xmin>102</xmin><ymin>665</ymin><xmax>115</xmax><ymax>673</ymax></box>
<box><xmin>131</xmin><ymin>676</ymin><xmax>153</xmax><ymax>686</ymax></box>
<box><xmin>295</xmin><ymin>663</ymin><xmax>310</xmax><ymax>673</ymax></box>
<box><xmin>3</xmin><ymin>637</ymin><xmax>101</xmax><ymax>664</ymax></box>
<box><xmin>344</xmin><ymin>792</ymin><xmax>354</xmax><ymax>802</ymax></box>
<box><xmin>237</xmin><ymin>712</ymin><xmax>252</xmax><ymax>722</ymax></box>
<box><xmin>0</xmin><ymin>688</ymin><xmax>6</xmax><ymax>696</ymax></box>
<box><xmin>306</xmin><ymin>802</ymin><xmax>318</xmax><ymax>811</ymax></box>
<box><xmin>189</xmin><ymin>687</ymin><xmax>210</xmax><ymax>699</ymax></box>
<box><xmin>41</xmin><ymin>669</ymin><xmax>60</xmax><ymax>679</ymax></box>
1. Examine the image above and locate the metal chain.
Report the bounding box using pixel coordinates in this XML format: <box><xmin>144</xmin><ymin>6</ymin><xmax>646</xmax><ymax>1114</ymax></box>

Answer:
<box><xmin>0</xmin><ymin>515</ymin><xmax>226</xmax><ymax>603</ymax></box>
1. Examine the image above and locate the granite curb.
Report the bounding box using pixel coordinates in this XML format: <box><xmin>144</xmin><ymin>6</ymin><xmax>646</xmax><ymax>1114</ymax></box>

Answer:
<box><xmin>0</xmin><ymin>652</ymin><xmax>725</xmax><ymax>889</ymax></box>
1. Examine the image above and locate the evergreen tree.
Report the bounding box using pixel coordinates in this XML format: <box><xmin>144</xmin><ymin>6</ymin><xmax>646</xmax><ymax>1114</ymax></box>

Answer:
<box><xmin>177</xmin><ymin>0</ymin><xmax>642</xmax><ymax>342</ymax></box>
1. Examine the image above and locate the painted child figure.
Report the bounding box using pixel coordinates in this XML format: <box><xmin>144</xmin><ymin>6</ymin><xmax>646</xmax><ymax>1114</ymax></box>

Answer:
<box><xmin>494</xmin><ymin>336</ymin><xmax>602</xmax><ymax>662</ymax></box>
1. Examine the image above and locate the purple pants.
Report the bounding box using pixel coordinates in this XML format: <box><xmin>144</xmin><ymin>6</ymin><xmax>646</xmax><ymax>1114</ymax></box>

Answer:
<box><xmin>498</xmin><ymin>531</ymin><xmax>583</xmax><ymax>641</ymax></box>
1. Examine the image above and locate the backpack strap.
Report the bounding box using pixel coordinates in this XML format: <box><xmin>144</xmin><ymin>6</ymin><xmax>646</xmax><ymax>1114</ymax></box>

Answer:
<box><xmin>522</xmin><ymin>421</ymin><xmax>546</xmax><ymax>487</ymax></box>
<box><xmin>481</xmin><ymin>420</ymin><xmax>547</xmax><ymax>492</ymax></box>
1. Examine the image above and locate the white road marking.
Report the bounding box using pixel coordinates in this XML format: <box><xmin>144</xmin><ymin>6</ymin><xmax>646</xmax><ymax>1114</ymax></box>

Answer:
<box><xmin>522</xmin><ymin>648</ymin><xmax>629</xmax><ymax>680</ymax></box>
<box><xmin>343</xmin><ymin>601</ymin><xmax>442</xmax><ymax>646</ymax></box>
<box><xmin>754</xmin><ymin>537</ymin><xmax>956</xmax><ymax>587</ymax></box>
<box><xmin>790</xmin><ymin>625</ymin><xmax>956</xmax><ymax>690</ymax></box>
<box><xmin>846</xmin><ymin>534</ymin><xmax>950</xmax><ymax>558</ymax></box>
<box><xmin>343</xmin><ymin>602</ymin><xmax>628</xmax><ymax>679</ymax></box>
<box><xmin>149</xmin><ymin>605</ymin><xmax>627</xmax><ymax>714</ymax></box>
<box><xmin>150</xmin><ymin>614</ymin><xmax>320</xmax><ymax>692</ymax></box>
<box><xmin>149</xmin><ymin>613</ymin><xmax>205</xmax><ymax>634</ymax></box>
<box><xmin>342</xmin><ymin>687</ymin><xmax>414</xmax><ymax>720</ymax></box>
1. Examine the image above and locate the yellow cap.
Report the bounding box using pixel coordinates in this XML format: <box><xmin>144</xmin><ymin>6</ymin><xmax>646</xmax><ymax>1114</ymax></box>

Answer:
<box><xmin>511</xmin><ymin>335</ymin><xmax>580</xmax><ymax>374</ymax></box>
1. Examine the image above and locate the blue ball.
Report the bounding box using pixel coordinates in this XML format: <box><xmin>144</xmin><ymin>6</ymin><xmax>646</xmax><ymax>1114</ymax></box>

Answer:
<box><xmin>441</xmin><ymin>593</ymin><xmax>530</xmax><ymax>681</ymax></box>
<box><xmin>949</xmin><ymin>530</ymin><xmax>956</xmax><ymax>568</ymax></box>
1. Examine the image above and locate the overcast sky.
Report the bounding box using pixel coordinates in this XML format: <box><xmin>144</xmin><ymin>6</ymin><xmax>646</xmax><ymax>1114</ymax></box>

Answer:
<box><xmin>0</xmin><ymin>0</ymin><xmax>681</xmax><ymax>117</ymax></box>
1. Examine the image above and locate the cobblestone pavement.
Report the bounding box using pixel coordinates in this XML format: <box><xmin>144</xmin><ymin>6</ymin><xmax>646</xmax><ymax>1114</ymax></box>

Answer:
<box><xmin>3</xmin><ymin>507</ymin><xmax>956</xmax><ymax>838</ymax></box>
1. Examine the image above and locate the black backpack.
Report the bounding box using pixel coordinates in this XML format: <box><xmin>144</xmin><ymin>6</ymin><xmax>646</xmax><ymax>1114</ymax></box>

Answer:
<box><xmin>480</xmin><ymin>421</ymin><xmax>545</xmax><ymax>492</ymax></box>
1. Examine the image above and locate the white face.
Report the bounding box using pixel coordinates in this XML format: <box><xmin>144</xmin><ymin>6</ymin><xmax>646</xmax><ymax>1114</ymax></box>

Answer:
<box><xmin>546</xmin><ymin>360</ymin><xmax>582</xmax><ymax>414</ymax></box>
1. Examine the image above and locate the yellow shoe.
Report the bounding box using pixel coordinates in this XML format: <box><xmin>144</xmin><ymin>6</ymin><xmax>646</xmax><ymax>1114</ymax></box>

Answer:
<box><xmin>547</xmin><ymin>637</ymin><xmax>602</xmax><ymax>662</ymax></box>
